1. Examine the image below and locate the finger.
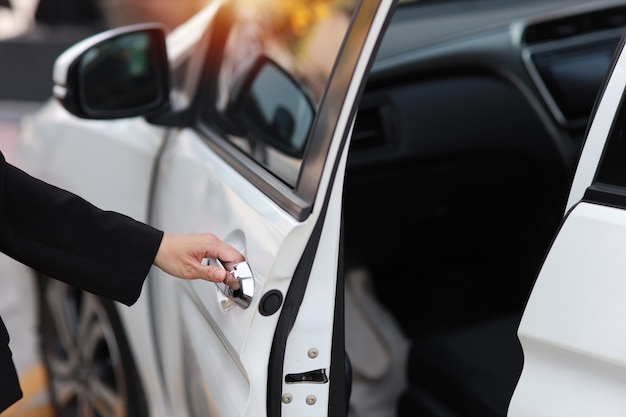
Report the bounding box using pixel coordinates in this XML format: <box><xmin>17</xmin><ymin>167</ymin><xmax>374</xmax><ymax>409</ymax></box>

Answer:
<box><xmin>204</xmin><ymin>241</ymin><xmax>245</xmax><ymax>263</ymax></box>
<box><xmin>217</xmin><ymin>251</ymin><xmax>245</xmax><ymax>265</ymax></box>
<box><xmin>200</xmin><ymin>266</ymin><xmax>240</xmax><ymax>290</ymax></box>
<box><xmin>202</xmin><ymin>265</ymin><xmax>229</xmax><ymax>283</ymax></box>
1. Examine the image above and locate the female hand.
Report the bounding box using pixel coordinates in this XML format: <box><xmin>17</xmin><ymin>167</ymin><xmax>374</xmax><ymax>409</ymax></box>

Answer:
<box><xmin>153</xmin><ymin>233</ymin><xmax>245</xmax><ymax>284</ymax></box>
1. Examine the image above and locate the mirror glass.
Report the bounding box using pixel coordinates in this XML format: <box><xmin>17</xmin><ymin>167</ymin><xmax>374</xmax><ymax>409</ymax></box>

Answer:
<box><xmin>79</xmin><ymin>32</ymin><xmax>161</xmax><ymax>112</ymax></box>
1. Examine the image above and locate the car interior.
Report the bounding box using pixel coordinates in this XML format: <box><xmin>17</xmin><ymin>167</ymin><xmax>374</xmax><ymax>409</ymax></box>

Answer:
<box><xmin>340</xmin><ymin>1</ymin><xmax>626</xmax><ymax>416</ymax></box>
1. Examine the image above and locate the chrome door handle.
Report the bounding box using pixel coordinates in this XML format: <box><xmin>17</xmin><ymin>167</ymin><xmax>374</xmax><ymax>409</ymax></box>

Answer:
<box><xmin>210</xmin><ymin>259</ymin><xmax>255</xmax><ymax>309</ymax></box>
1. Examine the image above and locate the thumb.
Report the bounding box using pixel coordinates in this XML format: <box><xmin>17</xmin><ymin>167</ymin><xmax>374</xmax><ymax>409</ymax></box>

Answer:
<box><xmin>199</xmin><ymin>265</ymin><xmax>230</xmax><ymax>283</ymax></box>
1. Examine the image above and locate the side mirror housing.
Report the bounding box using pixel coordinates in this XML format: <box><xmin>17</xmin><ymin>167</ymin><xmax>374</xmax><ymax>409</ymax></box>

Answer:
<box><xmin>52</xmin><ymin>23</ymin><xmax>171</xmax><ymax>120</ymax></box>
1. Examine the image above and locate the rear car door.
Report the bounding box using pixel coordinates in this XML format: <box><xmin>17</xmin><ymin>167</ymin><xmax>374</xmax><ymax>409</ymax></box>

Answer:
<box><xmin>509</xmin><ymin>33</ymin><xmax>626</xmax><ymax>416</ymax></box>
<box><xmin>146</xmin><ymin>1</ymin><xmax>397</xmax><ymax>416</ymax></box>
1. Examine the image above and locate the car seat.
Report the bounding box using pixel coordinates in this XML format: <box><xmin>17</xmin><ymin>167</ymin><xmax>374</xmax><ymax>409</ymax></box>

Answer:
<box><xmin>397</xmin><ymin>313</ymin><xmax>524</xmax><ymax>417</ymax></box>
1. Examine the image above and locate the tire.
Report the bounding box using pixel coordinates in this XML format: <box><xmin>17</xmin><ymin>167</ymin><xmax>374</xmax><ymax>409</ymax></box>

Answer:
<box><xmin>37</xmin><ymin>275</ymin><xmax>148</xmax><ymax>417</ymax></box>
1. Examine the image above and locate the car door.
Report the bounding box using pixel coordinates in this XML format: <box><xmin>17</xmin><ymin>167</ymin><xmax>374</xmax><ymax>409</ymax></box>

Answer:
<box><xmin>509</xmin><ymin>33</ymin><xmax>626</xmax><ymax>416</ymax></box>
<box><xmin>146</xmin><ymin>1</ymin><xmax>397</xmax><ymax>416</ymax></box>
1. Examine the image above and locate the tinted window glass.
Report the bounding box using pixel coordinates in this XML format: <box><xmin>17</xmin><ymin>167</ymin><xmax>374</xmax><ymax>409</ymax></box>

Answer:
<box><xmin>239</xmin><ymin>59</ymin><xmax>314</xmax><ymax>157</ymax></box>
<box><xmin>595</xmin><ymin>98</ymin><xmax>626</xmax><ymax>188</ymax></box>
<box><xmin>205</xmin><ymin>0</ymin><xmax>359</xmax><ymax>187</ymax></box>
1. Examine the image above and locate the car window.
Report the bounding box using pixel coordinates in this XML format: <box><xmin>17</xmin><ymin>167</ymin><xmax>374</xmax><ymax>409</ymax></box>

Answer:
<box><xmin>592</xmin><ymin>91</ymin><xmax>626</xmax><ymax>190</ymax></box>
<box><xmin>585</xmin><ymin>59</ymin><xmax>626</xmax><ymax>205</ymax></box>
<box><xmin>200</xmin><ymin>0</ymin><xmax>358</xmax><ymax>188</ymax></box>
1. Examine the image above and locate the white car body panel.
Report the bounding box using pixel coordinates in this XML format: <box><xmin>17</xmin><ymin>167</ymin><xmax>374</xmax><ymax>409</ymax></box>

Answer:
<box><xmin>510</xmin><ymin>203</ymin><xmax>626</xmax><ymax>416</ymax></box>
<box><xmin>148</xmin><ymin>128</ymin><xmax>319</xmax><ymax>416</ymax></box>
<box><xmin>279</xmin><ymin>146</ymin><xmax>347</xmax><ymax>417</ymax></box>
<box><xmin>15</xmin><ymin>100</ymin><xmax>163</xmax><ymax>220</ymax></box>
<box><xmin>510</xmin><ymin>39</ymin><xmax>626</xmax><ymax>416</ymax></box>
<box><xmin>164</xmin><ymin>0</ymin><xmax>222</xmax><ymax>62</ymax></box>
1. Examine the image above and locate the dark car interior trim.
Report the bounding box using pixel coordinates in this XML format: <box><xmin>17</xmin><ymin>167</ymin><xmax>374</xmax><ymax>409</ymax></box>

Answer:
<box><xmin>344</xmin><ymin>1</ymin><xmax>626</xmax><ymax>416</ymax></box>
<box><xmin>522</xmin><ymin>27</ymin><xmax>624</xmax><ymax>129</ymax></box>
<box><xmin>584</xmin><ymin>184</ymin><xmax>626</xmax><ymax>209</ymax></box>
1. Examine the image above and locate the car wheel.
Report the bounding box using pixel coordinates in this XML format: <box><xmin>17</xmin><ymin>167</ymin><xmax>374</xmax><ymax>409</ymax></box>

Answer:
<box><xmin>38</xmin><ymin>276</ymin><xmax>148</xmax><ymax>417</ymax></box>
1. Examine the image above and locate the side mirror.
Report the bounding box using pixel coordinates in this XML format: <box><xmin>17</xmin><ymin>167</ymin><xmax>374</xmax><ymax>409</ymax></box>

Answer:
<box><xmin>230</xmin><ymin>56</ymin><xmax>314</xmax><ymax>158</ymax></box>
<box><xmin>52</xmin><ymin>23</ymin><xmax>171</xmax><ymax>119</ymax></box>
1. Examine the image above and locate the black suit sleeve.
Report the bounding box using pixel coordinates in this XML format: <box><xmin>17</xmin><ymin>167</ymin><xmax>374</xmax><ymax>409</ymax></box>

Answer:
<box><xmin>0</xmin><ymin>152</ymin><xmax>163</xmax><ymax>306</ymax></box>
<box><xmin>0</xmin><ymin>317</ymin><xmax>22</xmax><ymax>412</ymax></box>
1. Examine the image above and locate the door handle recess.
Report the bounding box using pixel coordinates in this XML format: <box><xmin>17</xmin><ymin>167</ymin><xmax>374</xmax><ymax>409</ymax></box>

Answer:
<box><xmin>210</xmin><ymin>259</ymin><xmax>255</xmax><ymax>309</ymax></box>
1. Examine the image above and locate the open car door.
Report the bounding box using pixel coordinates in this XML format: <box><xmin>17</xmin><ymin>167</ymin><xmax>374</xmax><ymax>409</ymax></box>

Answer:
<box><xmin>509</xmin><ymin>32</ymin><xmax>626</xmax><ymax>416</ymax></box>
<box><xmin>43</xmin><ymin>0</ymin><xmax>397</xmax><ymax>414</ymax></box>
<box><xmin>144</xmin><ymin>1</ymin><xmax>398</xmax><ymax>416</ymax></box>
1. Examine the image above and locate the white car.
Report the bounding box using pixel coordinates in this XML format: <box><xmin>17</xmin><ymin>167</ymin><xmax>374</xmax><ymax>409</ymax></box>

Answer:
<box><xmin>13</xmin><ymin>0</ymin><xmax>626</xmax><ymax>416</ymax></box>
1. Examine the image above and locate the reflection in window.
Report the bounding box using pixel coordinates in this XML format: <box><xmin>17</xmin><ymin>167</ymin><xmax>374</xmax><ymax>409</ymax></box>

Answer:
<box><xmin>208</xmin><ymin>0</ymin><xmax>358</xmax><ymax>187</ymax></box>
<box><xmin>240</xmin><ymin>59</ymin><xmax>314</xmax><ymax>157</ymax></box>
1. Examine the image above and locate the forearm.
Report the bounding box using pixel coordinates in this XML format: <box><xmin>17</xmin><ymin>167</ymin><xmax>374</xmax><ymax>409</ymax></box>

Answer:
<box><xmin>0</xmin><ymin>161</ymin><xmax>163</xmax><ymax>305</ymax></box>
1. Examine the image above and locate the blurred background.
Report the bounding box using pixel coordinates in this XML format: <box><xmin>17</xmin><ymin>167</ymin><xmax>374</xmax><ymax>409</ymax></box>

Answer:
<box><xmin>0</xmin><ymin>0</ymin><xmax>210</xmax><ymax>101</ymax></box>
